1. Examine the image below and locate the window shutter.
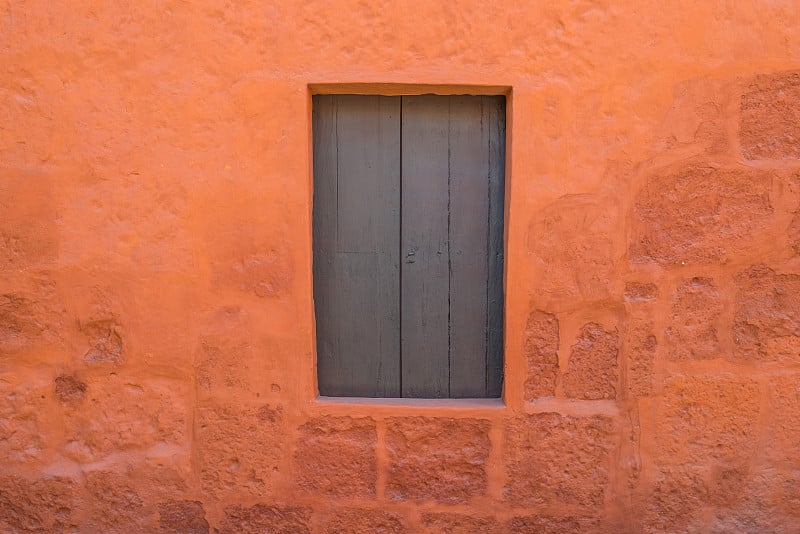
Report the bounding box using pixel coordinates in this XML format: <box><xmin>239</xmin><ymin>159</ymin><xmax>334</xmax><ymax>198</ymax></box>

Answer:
<box><xmin>313</xmin><ymin>94</ymin><xmax>505</xmax><ymax>398</ymax></box>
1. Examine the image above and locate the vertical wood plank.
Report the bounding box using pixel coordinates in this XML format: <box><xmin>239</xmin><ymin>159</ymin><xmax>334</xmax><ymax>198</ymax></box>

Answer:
<box><xmin>316</xmin><ymin>93</ymin><xmax>504</xmax><ymax>399</ymax></box>
<box><xmin>401</xmin><ymin>95</ymin><xmax>450</xmax><ymax>398</ymax></box>
<box><xmin>313</xmin><ymin>95</ymin><xmax>401</xmax><ymax>397</ymax></box>
<box><xmin>448</xmin><ymin>96</ymin><xmax>490</xmax><ymax>397</ymax></box>
<box><xmin>486</xmin><ymin>96</ymin><xmax>506</xmax><ymax>398</ymax></box>
<box><xmin>330</xmin><ymin>252</ymin><xmax>382</xmax><ymax>396</ymax></box>
<box><xmin>374</xmin><ymin>96</ymin><xmax>402</xmax><ymax>397</ymax></box>
<box><xmin>312</xmin><ymin>95</ymin><xmax>340</xmax><ymax>395</ymax></box>
<box><xmin>336</xmin><ymin>95</ymin><xmax>399</xmax><ymax>255</ymax></box>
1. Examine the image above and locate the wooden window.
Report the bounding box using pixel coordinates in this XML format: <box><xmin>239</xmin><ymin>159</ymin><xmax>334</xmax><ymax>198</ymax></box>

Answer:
<box><xmin>312</xmin><ymin>94</ymin><xmax>505</xmax><ymax>398</ymax></box>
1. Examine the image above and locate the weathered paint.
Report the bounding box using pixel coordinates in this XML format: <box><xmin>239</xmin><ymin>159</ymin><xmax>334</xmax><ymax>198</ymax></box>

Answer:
<box><xmin>313</xmin><ymin>94</ymin><xmax>505</xmax><ymax>399</ymax></box>
<box><xmin>2</xmin><ymin>1</ymin><xmax>800</xmax><ymax>531</ymax></box>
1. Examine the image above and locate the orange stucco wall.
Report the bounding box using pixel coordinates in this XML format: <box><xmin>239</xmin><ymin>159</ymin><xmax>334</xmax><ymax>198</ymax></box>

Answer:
<box><xmin>3</xmin><ymin>1</ymin><xmax>800</xmax><ymax>532</ymax></box>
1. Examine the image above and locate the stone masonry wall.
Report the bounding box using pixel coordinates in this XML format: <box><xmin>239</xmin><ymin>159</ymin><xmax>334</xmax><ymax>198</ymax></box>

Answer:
<box><xmin>2</xmin><ymin>1</ymin><xmax>800</xmax><ymax>532</ymax></box>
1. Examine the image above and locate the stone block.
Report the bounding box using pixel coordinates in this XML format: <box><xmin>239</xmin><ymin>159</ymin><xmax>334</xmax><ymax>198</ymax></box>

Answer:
<box><xmin>527</xmin><ymin>195</ymin><xmax>615</xmax><ymax>303</ymax></box>
<box><xmin>765</xmin><ymin>374</ymin><xmax>800</xmax><ymax>465</ymax></box>
<box><xmin>0</xmin><ymin>378</ymin><xmax>49</xmax><ymax>464</ymax></box>
<box><xmin>158</xmin><ymin>500</ymin><xmax>209</xmax><ymax>534</ymax></box>
<box><xmin>504</xmin><ymin>413</ymin><xmax>615</xmax><ymax>506</ymax></box>
<box><xmin>655</xmin><ymin>376</ymin><xmax>759</xmax><ymax>465</ymax></box>
<box><xmin>709</xmin><ymin>507</ymin><xmax>800</xmax><ymax>534</ymax></box>
<box><xmin>63</xmin><ymin>376</ymin><xmax>187</xmax><ymax>463</ymax></box>
<box><xmin>80</xmin><ymin>318</ymin><xmax>124</xmax><ymax>364</ymax></box>
<box><xmin>563</xmin><ymin>323</ymin><xmax>619</xmax><ymax>400</ymax></box>
<box><xmin>657</xmin><ymin>77</ymin><xmax>730</xmax><ymax>153</ymax></box>
<box><xmin>134</xmin><ymin>461</ymin><xmax>190</xmax><ymax>497</ymax></box>
<box><xmin>318</xmin><ymin>508</ymin><xmax>405</xmax><ymax>534</ymax></box>
<box><xmin>0</xmin><ymin>294</ymin><xmax>46</xmax><ymax>355</ymax></box>
<box><xmin>707</xmin><ymin>464</ymin><xmax>751</xmax><ymax>507</ymax></box>
<box><xmin>641</xmin><ymin>467</ymin><xmax>708</xmax><ymax>534</ymax></box>
<box><xmin>643</xmin><ymin>468</ymin><xmax>787</xmax><ymax>534</ymax></box>
<box><xmin>54</xmin><ymin>374</ymin><xmax>86</xmax><ymax>404</ymax></box>
<box><xmin>293</xmin><ymin>417</ymin><xmax>376</xmax><ymax>498</ymax></box>
<box><xmin>0</xmin><ymin>275</ymin><xmax>64</xmax><ymax>356</ymax></box>
<box><xmin>0</xmin><ymin>476</ymin><xmax>77</xmax><ymax>532</ymax></box>
<box><xmin>420</xmin><ymin>512</ymin><xmax>501</xmax><ymax>534</ymax></box>
<box><xmin>196</xmin><ymin>336</ymin><xmax>252</xmax><ymax>394</ymax></box>
<box><xmin>523</xmin><ymin>310</ymin><xmax>559</xmax><ymax>400</ymax></box>
<box><xmin>733</xmin><ymin>265</ymin><xmax>800</xmax><ymax>362</ymax></box>
<box><xmin>665</xmin><ymin>277</ymin><xmax>722</xmax><ymax>360</ymax></box>
<box><xmin>774</xmin><ymin>470</ymin><xmax>800</xmax><ymax>515</ymax></box>
<box><xmin>707</xmin><ymin>471</ymin><xmax>800</xmax><ymax>533</ymax></box>
<box><xmin>790</xmin><ymin>211</ymin><xmax>800</xmax><ymax>256</ymax></box>
<box><xmin>386</xmin><ymin>417</ymin><xmax>490</xmax><ymax>503</ymax></box>
<box><xmin>624</xmin><ymin>282</ymin><xmax>659</xmax><ymax>302</ymax></box>
<box><xmin>740</xmin><ymin>70</ymin><xmax>800</xmax><ymax>160</ymax></box>
<box><xmin>84</xmin><ymin>470</ymin><xmax>152</xmax><ymax>532</ymax></box>
<box><xmin>631</xmin><ymin>165</ymin><xmax>773</xmax><ymax>265</ymax></box>
<box><xmin>221</xmin><ymin>504</ymin><xmax>311</xmax><ymax>534</ymax></box>
<box><xmin>0</xmin><ymin>172</ymin><xmax>58</xmax><ymax>269</ymax></box>
<box><xmin>507</xmin><ymin>515</ymin><xmax>602</xmax><ymax>533</ymax></box>
<box><xmin>625</xmin><ymin>319</ymin><xmax>657</xmax><ymax>397</ymax></box>
<box><xmin>196</xmin><ymin>403</ymin><xmax>283</xmax><ymax>497</ymax></box>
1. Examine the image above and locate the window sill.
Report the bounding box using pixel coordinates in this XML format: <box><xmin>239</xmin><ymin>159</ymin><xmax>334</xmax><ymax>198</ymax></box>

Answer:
<box><xmin>310</xmin><ymin>396</ymin><xmax>505</xmax><ymax>417</ymax></box>
<box><xmin>310</xmin><ymin>396</ymin><xmax>506</xmax><ymax>419</ymax></box>
<box><xmin>317</xmin><ymin>396</ymin><xmax>503</xmax><ymax>407</ymax></box>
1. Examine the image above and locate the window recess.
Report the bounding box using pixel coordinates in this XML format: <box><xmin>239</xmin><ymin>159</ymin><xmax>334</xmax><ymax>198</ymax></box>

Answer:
<box><xmin>313</xmin><ymin>94</ymin><xmax>505</xmax><ymax>399</ymax></box>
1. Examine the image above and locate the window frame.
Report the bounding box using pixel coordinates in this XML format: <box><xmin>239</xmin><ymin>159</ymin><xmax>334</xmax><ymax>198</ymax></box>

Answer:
<box><xmin>306</xmin><ymin>84</ymin><xmax>513</xmax><ymax>409</ymax></box>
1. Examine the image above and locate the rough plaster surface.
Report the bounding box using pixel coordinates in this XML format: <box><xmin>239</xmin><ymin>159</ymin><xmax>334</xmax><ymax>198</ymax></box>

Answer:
<box><xmin>2</xmin><ymin>1</ymin><xmax>800</xmax><ymax>531</ymax></box>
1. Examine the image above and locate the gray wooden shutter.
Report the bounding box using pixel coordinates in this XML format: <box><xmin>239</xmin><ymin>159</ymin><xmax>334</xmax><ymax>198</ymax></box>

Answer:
<box><xmin>313</xmin><ymin>95</ymin><xmax>402</xmax><ymax>397</ymax></box>
<box><xmin>313</xmin><ymin>94</ymin><xmax>504</xmax><ymax>398</ymax></box>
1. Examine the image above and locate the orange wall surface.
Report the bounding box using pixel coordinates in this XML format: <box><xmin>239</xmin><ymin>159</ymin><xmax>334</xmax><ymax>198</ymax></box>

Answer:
<box><xmin>2</xmin><ymin>1</ymin><xmax>800</xmax><ymax>532</ymax></box>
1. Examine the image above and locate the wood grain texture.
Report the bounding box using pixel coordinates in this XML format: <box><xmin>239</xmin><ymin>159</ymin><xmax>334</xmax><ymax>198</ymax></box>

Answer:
<box><xmin>312</xmin><ymin>94</ymin><xmax>339</xmax><ymax>395</ymax></box>
<box><xmin>314</xmin><ymin>94</ymin><xmax>505</xmax><ymax>398</ymax></box>
<box><xmin>448</xmin><ymin>95</ymin><xmax>490</xmax><ymax>397</ymax></box>
<box><xmin>400</xmin><ymin>95</ymin><xmax>451</xmax><ymax>398</ymax></box>
<box><xmin>486</xmin><ymin>96</ymin><xmax>506</xmax><ymax>398</ymax></box>
<box><xmin>313</xmin><ymin>95</ymin><xmax>401</xmax><ymax>397</ymax></box>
